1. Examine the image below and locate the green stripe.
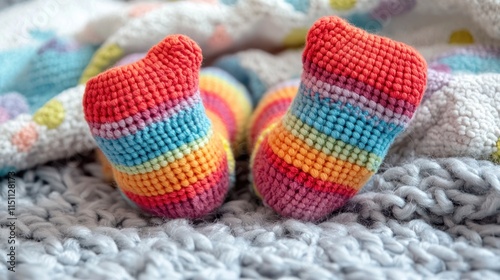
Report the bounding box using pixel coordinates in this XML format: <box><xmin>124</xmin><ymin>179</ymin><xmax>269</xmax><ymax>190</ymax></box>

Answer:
<box><xmin>283</xmin><ymin>114</ymin><xmax>382</xmax><ymax>172</ymax></box>
<box><xmin>113</xmin><ymin>131</ymin><xmax>212</xmax><ymax>175</ymax></box>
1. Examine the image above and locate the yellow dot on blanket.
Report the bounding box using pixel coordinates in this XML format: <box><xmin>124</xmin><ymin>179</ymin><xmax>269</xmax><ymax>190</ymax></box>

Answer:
<box><xmin>79</xmin><ymin>44</ymin><xmax>125</xmax><ymax>84</ymax></box>
<box><xmin>283</xmin><ymin>27</ymin><xmax>308</xmax><ymax>48</ymax></box>
<box><xmin>330</xmin><ymin>0</ymin><xmax>356</xmax><ymax>10</ymax></box>
<box><xmin>449</xmin><ymin>29</ymin><xmax>474</xmax><ymax>44</ymax></box>
<box><xmin>492</xmin><ymin>138</ymin><xmax>500</xmax><ymax>164</ymax></box>
<box><xmin>11</xmin><ymin>123</ymin><xmax>38</xmax><ymax>152</ymax></box>
<box><xmin>33</xmin><ymin>100</ymin><xmax>65</xmax><ymax>129</ymax></box>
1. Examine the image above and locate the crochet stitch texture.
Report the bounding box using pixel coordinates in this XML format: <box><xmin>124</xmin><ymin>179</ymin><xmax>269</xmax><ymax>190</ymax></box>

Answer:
<box><xmin>250</xmin><ymin>16</ymin><xmax>428</xmax><ymax>221</ymax></box>
<box><xmin>84</xmin><ymin>16</ymin><xmax>428</xmax><ymax>221</ymax></box>
<box><xmin>83</xmin><ymin>35</ymin><xmax>251</xmax><ymax>218</ymax></box>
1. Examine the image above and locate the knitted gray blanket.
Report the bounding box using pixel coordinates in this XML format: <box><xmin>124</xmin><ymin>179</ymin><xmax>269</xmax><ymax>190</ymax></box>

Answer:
<box><xmin>1</xmin><ymin>156</ymin><xmax>499</xmax><ymax>279</ymax></box>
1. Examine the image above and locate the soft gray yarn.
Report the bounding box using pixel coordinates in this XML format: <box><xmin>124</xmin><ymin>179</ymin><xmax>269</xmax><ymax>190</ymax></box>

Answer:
<box><xmin>1</xmin><ymin>157</ymin><xmax>500</xmax><ymax>280</ymax></box>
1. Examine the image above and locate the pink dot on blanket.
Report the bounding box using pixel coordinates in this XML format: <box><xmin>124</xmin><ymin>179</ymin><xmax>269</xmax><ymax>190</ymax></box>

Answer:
<box><xmin>0</xmin><ymin>108</ymin><xmax>9</xmax><ymax>123</ymax></box>
<box><xmin>208</xmin><ymin>25</ymin><xmax>232</xmax><ymax>50</ymax></box>
<box><xmin>11</xmin><ymin>123</ymin><xmax>39</xmax><ymax>152</ymax></box>
<box><xmin>128</xmin><ymin>3</ymin><xmax>163</xmax><ymax>18</ymax></box>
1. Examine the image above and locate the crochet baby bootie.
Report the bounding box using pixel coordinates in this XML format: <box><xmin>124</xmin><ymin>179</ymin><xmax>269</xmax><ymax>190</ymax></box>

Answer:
<box><xmin>83</xmin><ymin>35</ymin><xmax>250</xmax><ymax>219</ymax></box>
<box><xmin>250</xmin><ymin>16</ymin><xmax>428</xmax><ymax>221</ymax></box>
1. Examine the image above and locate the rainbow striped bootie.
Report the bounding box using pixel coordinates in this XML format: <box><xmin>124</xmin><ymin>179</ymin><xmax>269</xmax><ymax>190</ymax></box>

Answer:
<box><xmin>83</xmin><ymin>35</ymin><xmax>251</xmax><ymax>218</ymax></box>
<box><xmin>249</xmin><ymin>16</ymin><xmax>428</xmax><ymax>221</ymax></box>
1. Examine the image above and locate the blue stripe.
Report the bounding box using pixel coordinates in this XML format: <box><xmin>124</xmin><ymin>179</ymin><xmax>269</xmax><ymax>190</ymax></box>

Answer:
<box><xmin>95</xmin><ymin>101</ymin><xmax>211</xmax><ymax>167</ymax></box>
<box><xmin>290</xmin><ymin>87</ymin><xmax>404</xmax><ymax>157</ymax></box>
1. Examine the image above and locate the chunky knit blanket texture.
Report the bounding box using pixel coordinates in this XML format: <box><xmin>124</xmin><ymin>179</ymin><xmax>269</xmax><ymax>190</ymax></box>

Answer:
<box><xmin>0</xmin><ymin>0</ymin><xmax>499</xmax><ymax>279</ymax></box>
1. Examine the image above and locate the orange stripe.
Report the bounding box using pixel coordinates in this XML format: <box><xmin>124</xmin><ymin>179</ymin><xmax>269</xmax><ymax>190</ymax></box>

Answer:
<box><xmin>113</xmin><ymin>135</ymin><xmax>226</xmax><ymax>197</ymax></box>
<box><xmin>268</xmin><ymin>123</ymin><xmax>373</xmax><ymax>190</ymax></box>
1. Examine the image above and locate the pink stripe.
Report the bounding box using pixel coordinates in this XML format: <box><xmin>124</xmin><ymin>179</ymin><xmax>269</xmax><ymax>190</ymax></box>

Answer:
<box><xmin>253</xmin><ymin>141</ymin><xmax>352</xmax><ymax>221</ymax></box>
<box><xmin>301</xmin><ymin>72</ymin><xmax>412</xmax><ymax>126</ymax></box>
<box><xmin>303</xmin><ymin>60</ymin><xmax>416</xmax><ymax>117</ymax></box>
<box><xmin>125</xmin><ymin>160</ymin><xmax>230</xmax><ymax>219</ymax></box>
<box><xmin>250</xmin><ymin>98</ymin><xmax>292</xmax><ymax>147</ymax></box>
<box><xmin>266</xmin><ymin>78</ymin><xmax>301</xmax><ymax>93</ymax></box>
<box><xmin>201</xmin><ymin>90</ymin><xmax>237</xmax><ymax>143</ymax></box>
<box><xmin>88</xmin><ymin>92</ymin><xmax>202</xmax><ymax>139</ymax></box>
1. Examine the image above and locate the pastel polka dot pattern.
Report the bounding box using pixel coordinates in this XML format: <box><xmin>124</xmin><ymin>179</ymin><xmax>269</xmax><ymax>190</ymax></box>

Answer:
<box><xmin>449</xmin><ymin>29</ymin><xmax>475</xmax><ymax>44</ymax></box>
<box><xmin>33</xmin><ymin>100</ymin><xmax>65</xmax><ymax>129</ymax></box>
<box><xmin>330</xmin><ymin>0</ymin><xmax>357</xmax><ymax>11</ymax></box>
<box><xmin>0</xmin><ymin>85</ymin><xmax>97</xmax><ymax>177</ymax></box>
<box><xmin>11</xmin><ymin>123</ymin><xmax>38</xmax><ymax>152</ymax></box>
<box><xmin>282</xmin><ymin>28</ymin><xmax>308</xmax><ymax>48</ymax></box>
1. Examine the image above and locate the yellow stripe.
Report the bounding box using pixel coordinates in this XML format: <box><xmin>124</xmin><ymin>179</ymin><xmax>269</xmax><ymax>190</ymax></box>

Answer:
<box><xmin>268</xmin><ymin>123</ymin><xmax>373</xmax><ymax>190</ymax></box>
<box><xmin>113</xmin><ymin>131</ymin><xmax>213</xmax><ymax>175</ymax></box>
<box><xmin>113</xmin><ymin>135</ymin><xmax>227</xmax><ymax>197</ymax></box>
<box><xmin>284</xmin><ymin>114</ymin><xmax>383</xmax><ymax>171</ymax></box>
<box><xmin>250</xmin><ymin>122</ymin><xmax>279</xmax><ymax>167</ymax></box>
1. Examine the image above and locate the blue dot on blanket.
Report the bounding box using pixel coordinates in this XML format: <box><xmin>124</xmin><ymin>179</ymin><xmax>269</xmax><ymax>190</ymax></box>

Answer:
<box><xmin>0</xmin><ymin>92</ymin><xmax>29</xmax><ymax>122</ymax></box>
<box><xmin>214</xmin><ymin>56</ymin><xmax>265</xmax><ymax>105</ymax></box>
<box><xmin>284</xmin><ymin>0</ymin><xmax>310</xmax><ymax>13</ymax></box>
<box><xmin>220</xmin><ymin>0</ymin><xmax>238</xmax><ymax>5</ymax></box>
<box><xmin>347</xmin><ymin>13</ymin><xmax>383</xmax><ymax>33</ymax></box>
<box><xmin>0</xmin><ymin>166</ymin><xmax>15</xmax><ymax>177</ymax></box>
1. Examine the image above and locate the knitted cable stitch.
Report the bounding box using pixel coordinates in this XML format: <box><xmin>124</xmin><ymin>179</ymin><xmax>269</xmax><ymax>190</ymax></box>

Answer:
<box><xmin>1</xmin><ymin>157</ymin><xmax>499</xmax><ymax>279</ymax></box>
<box><xmin>83</xmin><ymin>35</ymin><xmax>251</xmax><ymax>219</ymax></box>
<box><xmin>250</xmin><ymin>16</ymin><xmax>428</xmax><ymax>221</ymax></box>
